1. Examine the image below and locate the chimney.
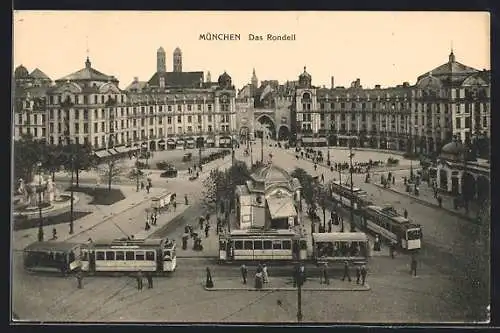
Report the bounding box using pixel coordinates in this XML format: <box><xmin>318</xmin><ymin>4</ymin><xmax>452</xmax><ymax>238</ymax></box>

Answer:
<box><xmin>356</xmin><ymin>78</ymin><xmax>361</xmax><ymax>87</ymax></box>
<box><xmin>331</xmin><ymin>76</ymin><xmax>335</xmax><ymax>89</ymax></box>
<box><xmin>403</xmin><ymin>82</ymin><xmax>410</xmax><ymax>87</ymax></box>
<box><xmin>375</xmin><ymin>84</ymin><xmax>381</xmax><ymax>89</ymax></box>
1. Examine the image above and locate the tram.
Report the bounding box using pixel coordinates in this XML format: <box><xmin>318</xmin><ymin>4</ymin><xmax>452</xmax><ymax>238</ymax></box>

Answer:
<box><xmin>23</xmin><ymin>242</ymin><xmax>82</xmax><ymax>274</ymax></box>
<box><xmin>357</xmin><ymin>205</ymin><xmax>422</xmax><ymax>250</ymax></box>
<box><xmin>312</xmin><ymin>232</ymin><xmax>369</xmax><ymax>264</ymax></box>
<box><xmin>218</xmin><ymin>229</ymin><xmax>308</xmax><ymax>262</ymax></box>
<box><xmin>80</xmin><ymin>238</ymin><xmax>177</xmax><ymax>274</ymax></box>
<box><xmin>329</xmin><ymin>180</ymin><xmax>372</xmax><ymax>208</ymax></box>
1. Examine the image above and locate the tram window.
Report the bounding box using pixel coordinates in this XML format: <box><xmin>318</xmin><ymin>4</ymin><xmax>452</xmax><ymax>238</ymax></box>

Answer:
<box><xmin>146</xmin><ymin>251</ymin><xmax>155</xmax><ymax>261</ymax></box>
<box><xmin>125</xmin><ymin>251</ymin><xmax>135</xmax><ymax>260</ymax></box>
<box><xmin>263</xmin><ymin>240</ymin><xmax>272</xmax><ymax>250</ymax></box>
<box><xmin>254</xmin><ymin>241</ymin><xmax>263</xmax><ymax>249</ymax></box>
<box><xmin>135</xmin><ymin>252</ymin><xmax>145</xmax><ymax>261</ymax></box>
<box><xmin>115</xmin><ymin>251</ymin><xmax>125</xmax><ymax>260</ymax></box>
<box><xmin>300</xmin><ymin>240</ymin><xmax>307</xmax><ymax>250</ymax></box>
<box><xmin>282</xmin><ymin>240</ymin><xmax>292</xmax><ymax>250</ymax></box>
<box><xmin>96</xmin><ymin>251</ymin><xmax>105</xmax><ymax>260</ymax></box>
<box><xmin>219</xmin><ymin>241</ymin><xmax>226</xmax><ymax>250</ymax></box>
<box><xmin>81</xmin><ymin>251</ymin><xmax>88</xmax><ymax>261</ymax></box>
<box><xmin>105</xmin><ymin>251</ymin><xmax>115</xmax><ymax>260</ymax></box>
<box><xmin>273</xmin><ymin>241</ymin><xmax>282</xmax><ymax>250</ymax></box>
<box><xmin>234</xmin><ymin>241</ymin><xmax>243</xmax><ymax>250</ymax></box>
<box><xmin>244</xmin><ymin>241</ymin><xmax>253</xmax><ymax>250</ymax></box>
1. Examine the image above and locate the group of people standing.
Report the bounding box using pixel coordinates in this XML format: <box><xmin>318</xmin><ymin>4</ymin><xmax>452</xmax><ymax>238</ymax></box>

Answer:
<box><xmin>240</xmin><ymin>263</ymin><xmax>269</xmax><ymax>289</ymax></box>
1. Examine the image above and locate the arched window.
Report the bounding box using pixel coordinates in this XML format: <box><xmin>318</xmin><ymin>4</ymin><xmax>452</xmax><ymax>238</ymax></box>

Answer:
<box><xmin>302</xmin><ymin>92</ymin><xmax>311</xmax><ymax>101</ymax></box>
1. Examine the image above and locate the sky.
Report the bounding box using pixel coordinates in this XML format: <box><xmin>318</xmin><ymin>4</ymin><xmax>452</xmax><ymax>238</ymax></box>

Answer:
<box><xmin>13</xmin><ymin>11</ymin><xmax>490</xmax><ymax>90</ymax></box>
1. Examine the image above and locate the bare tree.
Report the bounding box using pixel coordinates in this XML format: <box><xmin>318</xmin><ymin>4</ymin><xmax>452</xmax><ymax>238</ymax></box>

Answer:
<box><xmin>99</xmin><ymin>158</ymin><xmax>122</xmax><ymax>191</ymax></box>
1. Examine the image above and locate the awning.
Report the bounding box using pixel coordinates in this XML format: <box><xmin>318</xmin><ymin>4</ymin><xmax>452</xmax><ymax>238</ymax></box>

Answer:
<box><xmin>94</xmin><ymin>150</ymin><xmax>111</xmax><ymax>158</ymax></box>
<box><xmin>176</xmin><ymin>140</ymin><xmax>185</xmax><ymax>144</ymax></box>
<box><xmin>266</xmin><ymin>197</ymin><xmax>297</xmax><ymax>220</ymax></box>
<box><xmin>115</xmin><ymin>146</ymin><xmax>129</xmax><ymax>154</ymax></box>
<box><xmin>206</xmin><ymin>139</ymin><xmax>215</xmax><ymax>143</ymax></box>
<box><xmin>337</xmin><ymin>135</ymin><xmax>359</xmax><ymax>139</ymax></box>
<box><xmin>302</xmin><ymin>137</ymin><xmax>313</xmax><ymax>143</ymax></box>
<box><xmin>312</xmin><ymin>232</ymin><xmax>368</xmax><ymax>243</ymax></box>
<box><xmin>167</xmin><ymin>139</ymin><xmax>176</xmax><ymax>145</ymax></box>
<box><xmin>312</xmin><ymin>138</ymin><xmax>327</xmax><ymax>143</ymax></box>
<box><xmin>107</xmin><ymin>148</ymin><xmax>120</xmax><ymax>155</ymax></box>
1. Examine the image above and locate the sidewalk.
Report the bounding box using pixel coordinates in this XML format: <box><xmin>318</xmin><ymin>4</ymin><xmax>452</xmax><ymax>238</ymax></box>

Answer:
<box><xmin>203</xmin><ymin>276</ymin><xmax>370</xmax><ymax>292</ymax></box>
<box><xmin>372</xmin><ymin>178</ymin><xmax>481</xmax><ymax>223</ymax></box>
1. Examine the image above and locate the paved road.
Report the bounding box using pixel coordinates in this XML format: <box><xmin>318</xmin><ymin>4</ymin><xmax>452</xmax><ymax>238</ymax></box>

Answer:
<box><xmin>11</xmin><ymin>143</ymin><xmax>488</xmax><ymax>323</ymax></box>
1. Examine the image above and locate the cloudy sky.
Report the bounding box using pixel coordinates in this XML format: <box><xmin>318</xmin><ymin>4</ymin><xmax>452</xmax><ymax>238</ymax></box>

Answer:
<box><xmin>13</xmin><ymin>11</ymin><xmax>490</xmax><ymax>90</ymax></box>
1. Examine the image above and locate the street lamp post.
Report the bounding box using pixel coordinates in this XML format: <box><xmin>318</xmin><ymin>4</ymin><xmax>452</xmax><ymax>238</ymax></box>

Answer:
<box><xmin>136</xmin><ymin>145</ymin><xmax>141</xmax><ymax>192</ymax></box>
<box><xmin>36</xmin><ymin>161</ymin><xmax>44</xmax><ymax>242</ymax></box>
<box><xmin>349</xmin><ymin>138</ymin><xmax>356</xmax><ymax>232</ymax></box>
<box><xmin>69</xmin><ymin>154</ymin><xmax>74</xmax><ymax>234</ymax></box>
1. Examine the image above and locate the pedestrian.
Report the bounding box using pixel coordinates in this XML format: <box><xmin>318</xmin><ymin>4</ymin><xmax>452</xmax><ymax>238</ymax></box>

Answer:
<box><xmin>141</xmin><ymin>181</ymin><xmax>145</xmax><ymax>190</ymax></box>
<box><xmin>241</xmin><ymin>264</ymin><xmax>248</xmax><ymax>285</ymax></box>
<box><xmin>410</xmin><ymin>255</ymin><xmax>417</xmax><ymax>276</ymax></box>
<box><xmin>356</xmin><ymin>265</ymin><xmax>361</xmax><ymax>284</ymax></box>
<box><xmin>173</xmin><ymin>201</ymin><xmax>177</xmax><ymax>211</ymax></box>
<box><xmin>136</xmin><ymin>270</ymin><xmax>143</xmax><ymax>290</ymax></box>
<box><xmin>182</xmin><ymin>232</ymin><xmax>189</xmax><ymax>250</ymax></box>
<box><xmin>404</xmin><ymin>209</ymin><xmax>408</xmax><ymax>219</ymax></box>
<box><xmin>184</xmin><ymin>194</ymin><xmax>189</xmax><ymax>205</ymax></box>
<box><xmin>360</xmin><ymin>264</ymin><xmax>367</xmax><ymax>285</ymax></box>
<box><xmin>321</xmin><ymin>262</ymin><xmax>329</xmax><ymax>285</ymax></box>
<box><xmin>321</xmin><ymin>173</ymin><xmax>325</xmax><ymax>183</ymax></box>
<box><xmin>262</xmin><ymin>264</ymin><xmax>269</xmax><ymax>283</ymax></box>
<box><xmin>147</xmin><ymin>272</ymin><xmax>153</xmax><ymax>289</ymax></box>
<box><xmin>76</xmin><ymin>270</ymin><xmax>83</xmax><ymax>289</ymax></box>
<box><xmin>145</xmin><ymin>221</ymin><xmax>150</xmax><ymax>231</ymax></box>
<box><xmin>199</xmin><ymin>217</ymin><xmax>204</xmax><ymax>230</ymax></box>
<box><xmin>204</xmin><ymin>223</ymin><xmax>210</xmax><ymax>238</ymax></box>
<box><xmin>341</xmin><ymin>260</ymin><xmax>351</xmax><ymax>282</ymax></box>
<box><xmin>146</xmin><ymin>185</ymin><xmax>150</xmax><ymax>194</ymax></box>
<box><xmin>205</xmin><ymin>213</ymin><xmax>210</xmax><ymax>224</ymax></box>
<box><xmin>389</xmin><ymin>241</ymin><xmax>395</xmax><ymax>259</ymax></box>
<box><xmin>314</xmin><ymin>164</ymin><xmax>317</xmax><ymax>171</ymax></box>
<box><xmin>437</xmin><ymin>196</ymin><xmax>442</xmax><ymax>208</ymax></box>
<box><xmin>374</xmin><ymin>235</ymin><xmax>381</xmax><ymax>251</ymax></box>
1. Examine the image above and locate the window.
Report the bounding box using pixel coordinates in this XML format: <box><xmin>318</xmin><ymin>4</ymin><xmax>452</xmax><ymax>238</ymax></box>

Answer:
<box><xmin>75</xmin><ymin>123</ymin><xmax>80</xmax><ymax>133</ymax></box>
<box><xmin>464</xmin><ymin>117</ymin><xmax>471</xmax><ymax>129</ymax></box>
<box><xmin>177</xmin><ymin>116</ymin><xmax>182</xmax><ymax>123</ymax></box>
<box><xmin>96</xmin><ymin>251</ymin><xmax>105</xmax><ymax>260</ymax></box>
<box><xmin>244</xmin><ymin>241</ymin><xmax>253</xmax><ymax>250</ymax></box>
<box><xmin>455</xmin><ymin>118</ymin><xmax>461</xmax><ymax>129</ymax></box>
<box><xmin>234</xmin><ymin>240</ymin><xmax>243</xmax><ymax>250</ymax></box>
<box><xmin>263</xmin><ymin>240</ymin><xmax>272</xmax><ymax>250</ymax></box>
<box><xmin>187</xmin><ymin>104</ymin><xmax>192</xmax><ymax>111</ymax></box>
<box><xmin>115</xmin><ymin>251</ymin><xmax>124</xmax><ymax>260</ymax></box>
<box><xmin>197</xmin><ymin>115</ymin><xmax>202</xmax><ymax>123</ymax></box>
<box><xmin>320</xmin><ymin>103</ymin><xmax>324</xmax><ymax>109</ymax></box>
<box><xmin>208</xmin><ymin>125</ymin><xmax>213</xmax><ymax>132</ymax></box>
<box><xmin>149</xmin><ymin>118</ymin><xmax>154</xmax><ymax>125</ymax></box>
<box><xmin>125</xmin><ymin>251</ymin><xmax>135</xmax><ymax>260</ymax></box>
<box><xmin>253</xmin><ymin>240</ymin><xmax>263</xmax><ymax>249</ymax></box>
<box><xmin>94</xmin><ymin>123</ymin><xmax>98</xmax><ymax>132</ymax></box>
<box><xmin>177</xmin><ymin>105</ymin><xmax>182</xmax><ymax>112</ymax></box>
<box><xmin>483</xmin><ymin>116</ymin><xmax>488</xmax><ymax>127</ymax></box>
<box><xmin>351</xmin><ymin>103</ymin><xmax>356</xmax><ymax>109</ymax></box>
<box><xmin>135</xmin><ymin>252</ymin><xmax>145</xmax><ymax>261</ymax></box>
<box><xmin>351</xmin><ymin>114</ymin><xmax>355</xmax><ymax>120</ymax></box>
<box><xmin>105</xmin><ymin>251</ymin><xmax>115</xmax><ymax>260</ymax></box>
<box><xmin>146</xmin><ymin>251</ymin><xmax>155</xmax><ymax>261</ymax></box>
<box><xmin>168</xmin><ymin>105</ymin><xmax>172</xmax><ymax>112</ymax></box>
<box><xmin>188</xmin><ymin>116</ymin><xmax>192</xmax><ymax>123</ymax></box>
<box><xmin>167</xmin><ymin>116</ymin><xmax>172</xmax><ymax>124</ymax></box>
<box><xmin>341</xmin><ymin>102</ymin><xmax>345</xmax><ymax>109</ymax></box>
<box><xmin>198</xmin><ymin>104</ymin><xmax>202</xmax><ymax>111</ymax></box>
<box><xmin>208</xmin><ymin>115</ymin><xmax>212</xmax><ymax>122</ymax></box>
<box><xmin>272</xmin><ymin>241</ymin><xmax>282</xmax><ymax>250</ymax></box>
<box><xmin>283</xmin><ymin>240</ymin><xmax>292</xmax><ymax>250</ymax></box>
<box><xmin>208</xmin><ymin>104</ymin><xmax>212</xmax><ymax>112</ymax></box>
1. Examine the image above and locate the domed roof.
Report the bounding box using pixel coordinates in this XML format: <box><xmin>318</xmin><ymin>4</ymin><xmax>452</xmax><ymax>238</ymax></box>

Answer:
<box><xmin>174</xmin><ymin>47</ymin><xmax>182</xmax><ymax>54</ymax></box>
<box><xmin>15</xmin><ymin>65</ymin><xmax>30</xmax><ymax>79</ymax></box>
<box><xmin>441</xmin><ymin>141</ymin><xmax>464</xmax><ymax>155</ymax></box>
<box><xmin>299</xmin><ymin>66</ymin><xmax>311</xmax><ymax>79</ymax></box>
<box><xmin>251</xmin><ymin>164</ymin><xmax>291</xmax><ymax>183</ymax></box>
<box><xmin>416</xmin><ymin>73</ymin><xmax>443</xmax><ymax>89</ymax></box>
<box><xmin>218</xmin><ymin>71</ymin><xmax>231</xmax><ymax>81</ymax></box>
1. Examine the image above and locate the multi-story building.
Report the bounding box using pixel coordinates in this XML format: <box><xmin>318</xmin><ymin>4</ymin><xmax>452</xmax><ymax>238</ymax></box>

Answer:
<box><xmin>124</xmin><ymin>47</ymin><xmax>237</xmax><ymax>150</ymax></box>
<box><xmin>13</xmin><ymin>65</ymin><xmax>53</xmax><ymax>142</ymax></box>
<box><xmin>13</xmin><ymin>47</ymin><xmax>238</xmax><ymax>154</ymax></box>
<box><xmin>290</xmin><ymin>51</ymin><xmax>491</xmax><ymax>157</ymax></box>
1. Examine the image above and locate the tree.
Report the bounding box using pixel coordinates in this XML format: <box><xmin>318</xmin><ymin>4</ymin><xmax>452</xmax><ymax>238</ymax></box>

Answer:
<box><xmin>290</xmin><ymin>168</ymin><xmax>317</xmax><ymax>206</ymax></box>
<box><xmin>41</xmin><ymin>143</ymin><xmax>65</xmax><ymax>181</ymax></box>
<box><xmin>99</xmin><ymin>158</ymin><xmax>122</xmax><ymax>191</ymax></box>
<box><xmin>62</xmin><ymin>142</ymin><xmax>96</xmax><ymax>187</ymax></box>
<box><xmin>14</xmin><ymin>134</ymin><xmax>44</xmax><ymax>183</ymax></box>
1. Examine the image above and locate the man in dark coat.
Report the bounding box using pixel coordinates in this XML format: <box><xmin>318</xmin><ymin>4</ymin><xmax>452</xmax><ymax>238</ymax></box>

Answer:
<box><xmin>241</xmin><ymin>264</ymin><xmax>248</xmax><ymax>284</ymax></box>
<box><xmin>356</xmin><ymin>265</ymin><xmax>361</xmax><ymax>284</ymax></box>
<box><xmin>147</xmin><ymin>272</ymin><xmax>154</xmax><ymax>289</ymax></box>
<box><xmin>341</xmin><ymin>260</ymin><xmax>351</xmax><ymax>282</ymax></box>
<box><xmin>411</xmin><ymin>255</ymin><xmax>418</xmax><ymax>276</ymax></box>
<box><xmin>360</xmin><ymin>265</ymin><xmax>367</xmax><ymax>285</ymax></box>
<box><xmin>136</xmin><ymin>270</ymin><xmax>143</xmax><ymax>290</ymax></box>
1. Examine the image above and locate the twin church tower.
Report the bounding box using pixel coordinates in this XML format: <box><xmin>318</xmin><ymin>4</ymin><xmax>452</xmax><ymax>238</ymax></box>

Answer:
<box><xmin>156</xmin><ymin>47</ymin><xmax>182</xmax><ymax>73</ymax></box>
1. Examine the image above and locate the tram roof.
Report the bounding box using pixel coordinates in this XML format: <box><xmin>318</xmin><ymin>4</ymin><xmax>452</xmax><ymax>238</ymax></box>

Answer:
<box><xmin>312</xmin><ymin>232</ymin><xmax>368</xmax><ymax>242</ymax></box>
<box><xmin>91</xmin><ymin>238</ymin><xmax>165</xmax><ymax>247</ymax></box>
<box><xmin>229</xmin><ymin>229</ymin><xmax>298</xmax><ymax>237</ymax></box>
<box><xmin>24</xmin><ymin>241</ymin><xmax>81</xmax><ymax>253</ymax></box>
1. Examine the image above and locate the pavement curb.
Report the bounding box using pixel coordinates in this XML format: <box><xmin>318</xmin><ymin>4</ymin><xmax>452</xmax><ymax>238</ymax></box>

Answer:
<box><xmin>372</xmin><ymin>183</ymin><xmax>477</xmax><ymax>223</ymax></box>
<box><xmin>201</xmin><ymin>281</ymin><xmax>371</xmax><ymax>292</ymax></box>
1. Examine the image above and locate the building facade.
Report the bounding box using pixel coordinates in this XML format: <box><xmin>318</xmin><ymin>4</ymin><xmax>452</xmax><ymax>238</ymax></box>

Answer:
<box><xmin>289</xmin><ymin>51</ymin><xmax>491</xmax><ymax>157</ymax></box>
<box><xmin>13</xmin><ymin>47</ymin><xmax>239</xmax><ymax>152</ymax></box>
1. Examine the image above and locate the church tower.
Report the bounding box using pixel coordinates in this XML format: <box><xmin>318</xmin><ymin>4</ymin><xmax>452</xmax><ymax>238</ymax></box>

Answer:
<box><xmin>173</xmin><ymin>47</ymin><xmax>182</xmax><ymax>72</ymax></box>
<box><xmin>251</xmin><ymin>68</ymin><xmax>258</xmax><ymax>88</ymax></box>
<box><xmin>157</xmin><ymin>47</ymin><xmax>166</xmax><ymax>73</ymax></box>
